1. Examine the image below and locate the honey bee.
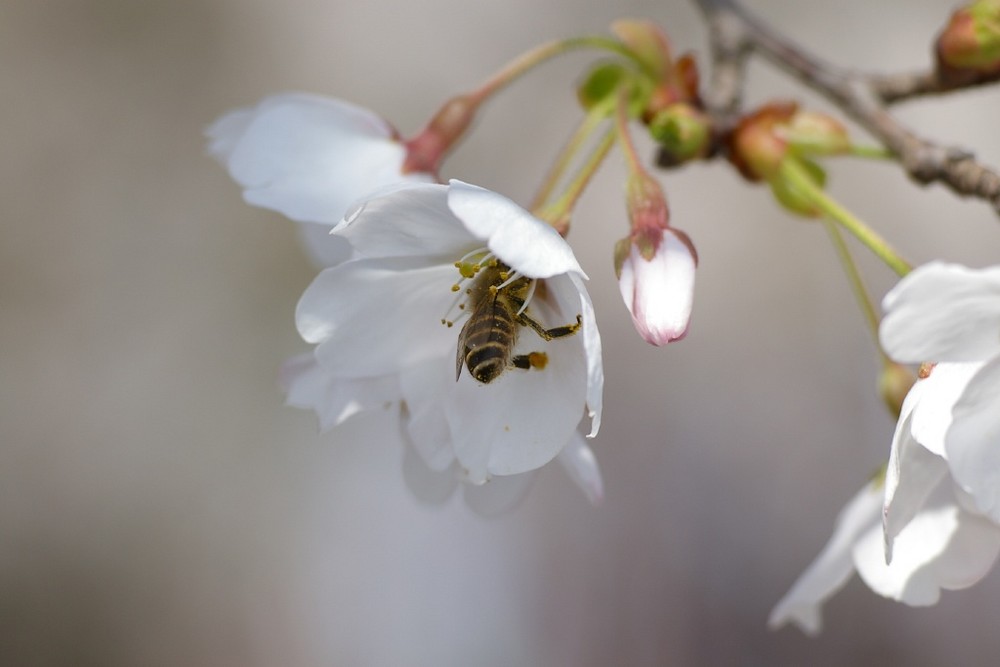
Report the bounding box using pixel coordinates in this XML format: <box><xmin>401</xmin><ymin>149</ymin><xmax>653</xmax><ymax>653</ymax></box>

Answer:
<box><xmin>455</xmin><ymin>262</ymin><xmax>582</xmax><ymax>384</ymax></box>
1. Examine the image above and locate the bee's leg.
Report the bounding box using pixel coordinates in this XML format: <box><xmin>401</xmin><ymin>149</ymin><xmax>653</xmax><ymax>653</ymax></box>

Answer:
<box><xmin>518</xmin><ymin>313</ymin><xmax>583</xmax><ymax>341</ymax></box>
<box><xmin>511</xmin><ymin>354</ymin><xmax>532</xmax><ymax>370</ymax></box>
<box><xmin>511</xmin><ymin>351</ymin><xmax>549</xmax><ymax>371</ymax></box>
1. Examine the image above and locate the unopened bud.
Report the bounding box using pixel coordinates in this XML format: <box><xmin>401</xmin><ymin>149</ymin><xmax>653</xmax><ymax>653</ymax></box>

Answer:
<box><xmin>616</xmin><ymin>226</ymin><xmax>698</xmax><ymax>345</ymax></box>
<box><xmin>728</xmin><ymin>102</ymin><xmax>797</xmax><ymax>181</ymax></box>
<box><xmin>769</xmin><ymin>158</ymin><xmax>827</xmax><ymax>218</ymax></box>
<box><xmin>649</xmin><ymin>103</ymin><xmax>712</xmax><ymax>162</ymax></box>
<box><xmin>879</xmin><ymin>361</ymin><xmax>916</xmax><ymax>419</ymax></box>
<box><xmin>577</xmin><ymin>62</ymin><xmax>631</xmax><ymax>110</ymax></box>
<box><xmin>779</xmin><ymin>111</ymin><xmax>851</xmax><ymax>156</ymax></box>
<box><xmin>611</xmin><ymin>18</ymin><xmax>674</xmax><ymax>79</ymax></box>
<box><xmin>937</xmin><ymin>0</ymin><xmax>1000</xmax><ymax>72</ymax></box>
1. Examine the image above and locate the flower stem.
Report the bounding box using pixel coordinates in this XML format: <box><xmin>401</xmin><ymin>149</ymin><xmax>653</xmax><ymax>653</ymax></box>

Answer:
<box><xmin>530</xmin><ymin>102</ymin><xmax>611</xmax><ymax>211</ymax></box>
<box><xmin>779</xmin><ymin>159</ymin><xmax>911</xmax><ymax>276</ymax></box>
<box><xmin>469</xmin><ymin>36</ymin><xmax>654</xmax><ymax>104</ymax></box>
<box><xmin>847</xmin><ymin>144</ymin><xmax>894</xmax><ymax>160</ymax></box>
<box><xmin>820</xmin><ymin>218</ymin><xmax>888</xmax><ymax>360</ymax></box>
<box><xmin>613</xmin><ymin>88</ymin><xmax>645</xmax><ymax>177</ymax></box>
<box><xmin>534</xmin><ymin>122</ymin><xmax>618</xmax><ymax>233</ymax></box>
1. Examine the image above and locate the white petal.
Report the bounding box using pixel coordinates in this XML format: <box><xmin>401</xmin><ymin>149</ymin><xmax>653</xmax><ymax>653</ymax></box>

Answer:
<box><xmin>463</xmin><ymin>472</ymin><xmax>536</xmax><ymax>516</ymax></box>
<box><xmin>883</xmin><ymin>393</ymin><xmax>949</xmax><ymax>562</ymax></box>
<box><xmin>446</xmin><ymin>281</ymin><xmax>588</xmax><ymax>482</ymax></box>
<box><xmin>619</xmin><ymin>230</ymin><xmax>696</xmax><ymax>345</ymax></box>
<box><xmin>556</xmin><ymin>430</ymin><xmax>604</xmax><ymax>505</ymax></box>
<box><xmin>207</xmin><ymin>93</ymin><xmax>432</xmax><ymax>225</ymax></box>
<box><xmin>447</xmin><ymin>180</ymin><xmax>586</xmax><ymax>279</ymax></box>
<box><xmin>401</xmin><ymin>441</ymin><xmax>459</xmax><ymax>505</ymax></box>
<box><xmin>296</xmin><ymin>258</ymin><xmax>456</xmax><ymax>376</ymax></box>
<box><xmin>399</xmin><ymin>360</ymin><xmax>456</xmax><ymax>472</ymax></box>
<box><xmin>334</xmin><ymin>183</ymin><xmax>474</xmax><ymax>261</ymax></box>
<box><xmin>768</xmin><ymin>481</ymin><xmax>883</xmax><ymax>635</ymax></box>
<box><xmin>910</xmin><ymin>363</ymin><xmax>981</xmax><ymax>457</ymax></box>
<box><xmin>567</xmin><ymin>272</ymin><xmax>603</xmax><ymax>437</ymax></box>
<box><xmin>855</xmin><ymin>501</ymin><xmax>1000</xmax><ymax>606</ymax></box>
<box><xmin>880</xmin><ymin>262</ymin><xmax>1000</xmax><ymax>363</ymax></box>
<box><xmin>279</xmin><ymin>353</ymin><xmax>400</xmax><ymax>431</ymax></box>
<box><xmin>945</xmin><ymin>356</ymin><xmax>1000</xmax><ymax>522</ymax></box>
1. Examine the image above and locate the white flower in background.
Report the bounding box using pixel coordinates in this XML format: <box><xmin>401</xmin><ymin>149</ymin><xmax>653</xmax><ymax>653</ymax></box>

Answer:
<box><xmin>881</xmin><ymin>262</ymin><xmax>1000</xmax><ymax>525</ymax></box>
<box><xmin>770</xmin><ymin>386</ymin><xmax>1000</xmax><ymax>635</ymax></box>
<box><xmin>771</xmin><ymin>261</ymin><xmax>1000</xmax><ymax>635</ymax></box>
<box><xmin>615</xmin><ymin>226</ymin><xmax>697</xmax><ymax>345</ymax></box>
<box><xmin>287</xmin><ymin>179</ymin><xmax>604</xmax><ymax>509</ymax></box>
<box><xmin>206</xmin><ymin>92</ymin><xmax>434</xmax><ymax>266</ymax></box>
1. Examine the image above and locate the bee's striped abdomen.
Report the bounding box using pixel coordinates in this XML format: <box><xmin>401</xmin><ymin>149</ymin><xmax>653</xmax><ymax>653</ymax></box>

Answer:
<box><xmin>464</xmin><ymin>298</ymin><xmax>517</xmax><ymax>384</ymax></box>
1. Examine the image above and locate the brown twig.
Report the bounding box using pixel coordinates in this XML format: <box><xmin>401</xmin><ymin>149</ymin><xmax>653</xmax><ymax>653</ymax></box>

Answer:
<box><xmin>688</xmin><ymin>0</ymin><xmax>1000</xmax><ymax>215</ymax></box>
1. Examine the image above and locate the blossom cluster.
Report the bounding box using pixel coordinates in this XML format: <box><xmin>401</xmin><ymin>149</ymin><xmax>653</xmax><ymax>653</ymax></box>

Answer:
<box><xmin>205</xmin><ymin>7</ymin><xmax>1000</xmax><ymax>644</ymax></box>
<box><xmin>207</xmin><ymin>93</ymin><xmax>642</xmax><ymax>511</ymax></box>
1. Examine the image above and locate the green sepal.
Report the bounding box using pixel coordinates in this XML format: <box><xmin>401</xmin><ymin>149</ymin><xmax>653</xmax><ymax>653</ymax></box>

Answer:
<box><xmin>770</xmin><ymin>158</ymin><xmax>827</xmax><ymax>218</ymax></box>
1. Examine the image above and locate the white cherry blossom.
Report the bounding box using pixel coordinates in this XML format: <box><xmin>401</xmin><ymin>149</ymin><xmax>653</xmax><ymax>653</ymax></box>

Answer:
<box><xmin>881</xmin><ymin>262</ymin><xmax>1000</xmax><ymax>525</ymax></box>
<box><xmin>207</xmin><ymin>92</ymin><xmax>433</xmax><ymax>265</ymax></box>
<box><xmin>772</xmin><ymin>262</ymin><xmax>1000</xmax><ymax>634</ymax></box>
<box><xmin>288</xmin><ymin>180</ymin><xmax>604</xmax><ymax>507</ymax></box>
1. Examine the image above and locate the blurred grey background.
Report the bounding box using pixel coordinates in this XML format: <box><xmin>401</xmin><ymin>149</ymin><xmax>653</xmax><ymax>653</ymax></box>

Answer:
<box><xmin>3</xmin><ymin>0</ymin><xmax>1000</xmax><ymax>665</ymax></box>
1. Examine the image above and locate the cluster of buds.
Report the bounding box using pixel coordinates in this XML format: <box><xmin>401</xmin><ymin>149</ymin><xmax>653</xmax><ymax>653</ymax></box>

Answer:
<box><xmin>577</xmin><ymin>20</ymin><xmax>712</xmax><ymax>165</ymax></box>
<box><xmin>936</xmin><ymin>0</ymin><xmax>1000</xmax><ymax>84</ymax></box>
<box><xmin>615</xmin><ymin>19</ymin><xmax>712</xmax><ymax>164</ymax></box>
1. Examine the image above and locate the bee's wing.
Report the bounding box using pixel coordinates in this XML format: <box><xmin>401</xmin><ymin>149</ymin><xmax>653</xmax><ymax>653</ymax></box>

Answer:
<box><xmin>455</xmin><ymin>319</ymin><xmax>469</xmax><ymax>381</ymax></box>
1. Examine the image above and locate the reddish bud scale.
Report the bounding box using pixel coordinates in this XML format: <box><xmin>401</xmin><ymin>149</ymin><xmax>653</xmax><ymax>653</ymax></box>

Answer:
<box><xmin>625</xmin><ymin>174</ymin><xmax>671</xmax><ymax>260</ymax></box>
<box><xmin>727</xmin><ymin>102</ymin><xmax>797</xmax><ymax>182</ymax></box>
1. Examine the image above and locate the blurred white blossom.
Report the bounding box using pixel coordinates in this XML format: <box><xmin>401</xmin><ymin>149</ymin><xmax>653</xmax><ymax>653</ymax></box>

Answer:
<box><xmin>771</xmin><ymin>262</ymin><xmax>1000</xmax><ymax>634</ymax></box>
<box><xmin>207</xmin><ymin>92</ymin><xmax>433</xmax><ymax>265</ymax></box>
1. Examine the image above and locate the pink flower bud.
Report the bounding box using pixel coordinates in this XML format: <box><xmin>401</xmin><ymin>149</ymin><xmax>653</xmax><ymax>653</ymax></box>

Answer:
<box><xmin>615</xmin><ymin>226</ymin><xmax>698</xmax><ymax>345</ymax></box>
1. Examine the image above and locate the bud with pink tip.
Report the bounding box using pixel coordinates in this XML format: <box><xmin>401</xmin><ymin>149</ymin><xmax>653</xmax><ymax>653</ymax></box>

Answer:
<box><xmin>615</xmin><ymin>174</ymin><xmax>697</xmax><ymax>345</ymax></box>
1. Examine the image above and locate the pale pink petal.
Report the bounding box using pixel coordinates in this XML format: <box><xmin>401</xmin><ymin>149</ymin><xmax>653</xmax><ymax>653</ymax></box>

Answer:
<box><xmin>279</xmin><ymin>353</ymin><xmax>400</xmax><ymax>431</ymax></box>
<box><xmin>768</xmin><ymin>482</ymin><xmax>883</xmax><ymax>635</ymax></box>
<box><xmin>880</xmin><ymin>262</ymin><xmax>1000</xmax><ymax>363</ymax></box>
<box><xmin>618</xmin><ymin>229</ymin><xmax>696</xmax><ymax>345</ymax></box>
<box><xmin>296</xmin><ymin>258</ymin><xmax>456</xmax><ymax>376</ymax></box>
<box><xmin>447</xmin><ymin>180</ymin><xmax>586</xmax><ymax>279</ymax></box>
<box><xmin>945</xmin><ymin>356</ymin><xmax>1000</xmax><ymax>522</ymax></box>
<box><xmin>556</xmin><ymin>430</ymin><xmax>604</xmax><ymax>506</ymax></box>
<box><xmin>855</xmin><ymin>501</ymin><xmax>1000</xmax><ymax>606</ymax></box>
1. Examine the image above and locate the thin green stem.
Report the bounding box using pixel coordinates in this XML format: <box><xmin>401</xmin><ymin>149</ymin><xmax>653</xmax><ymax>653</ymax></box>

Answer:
<box><xmin>780</xmin><ymin>159</ymin><xmax>911</xmax><ymax>277</ymax></box>
<box><xmin>470</xmin><ymin>36</ymin><xmax>655</xmax><ymax>104</ymax></box>
<box><xmin>846</xmin><ymin>144</ymin><xmax>894</xmax><ymax>160</ymax></box>
<box><xmin>820</xmin><ymin>218</ymin><xmax>888</xmax><ymax>361</ymax></box>
<box><xmin>534</xmin><ymin>123</ymin><xmax>618</xmax><ymax>227</ymax></box>
<box><xmin>530</xmin><ymin>103</ymin><xmax>610</xmax><ymax>211</ymax></box>
<box><xmin>613</xmin><ymin>88</ymin><xmax>645</xmax><ymax>175</ymax></box>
